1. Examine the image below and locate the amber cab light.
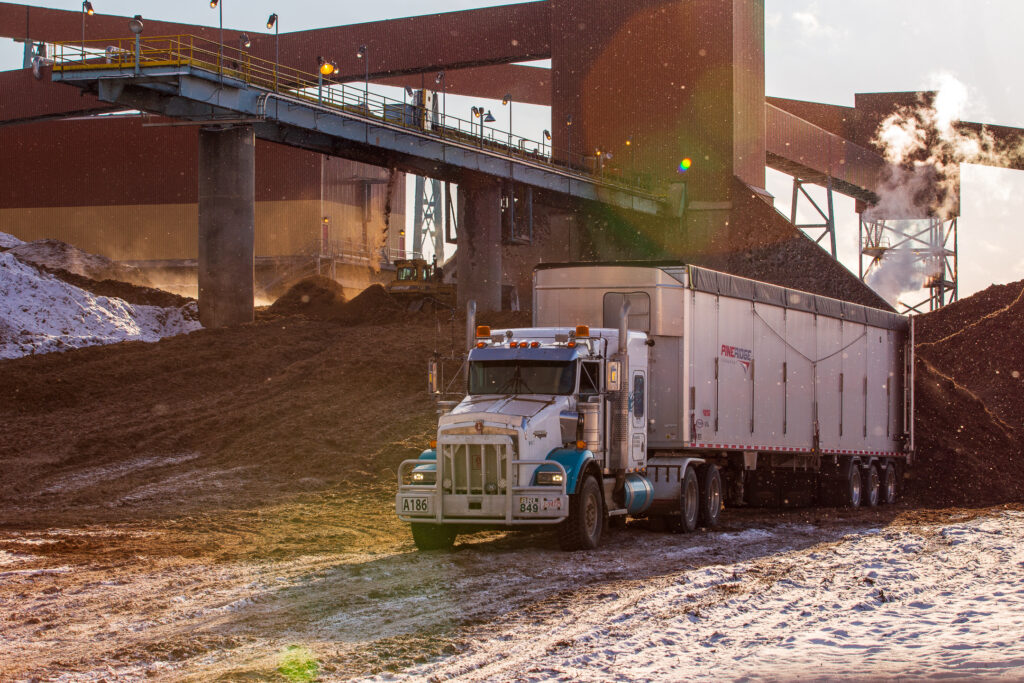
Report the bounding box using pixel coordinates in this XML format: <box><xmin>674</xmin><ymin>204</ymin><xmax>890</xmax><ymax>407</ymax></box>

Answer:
<box><xmin>429</xmin><ymin>439</ymin><xmax>437</xmax><ymax>449</ymax></box>
<box><xmin>509</xmin><ymin>342</ymin><xmax>517</xmax><ymax>348</ymax></box>
<box><xmin>530</xmin><ymin>341</ymin><xmax>540</xmax><ymax>348</ymax></box>
<box><xmin>567</xmin><ymin>341</ymin><xmax>576</xmax><ymax>348</ymax></box>
<box><xmin>476</xmin><ymin>341</ymin><xmax>486</xmax><ymax>348</ymax></box>
<box><xmin>575</xmin><ymin>324</ymin><xmax>590</xmax><ymax>338</ymax></box>
<box><xmin>576</xmin><ymin>440</ymin><xmax>587</xmax><ymax>450</ymax></box>
<box><xmin>476</xmin><ymin>325</ymin><xmax>491</xmax><ymax>338</ymax></box>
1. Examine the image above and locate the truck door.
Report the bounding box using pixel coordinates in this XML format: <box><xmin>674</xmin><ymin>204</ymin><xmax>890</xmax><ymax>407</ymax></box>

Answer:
<box><xmin>630</xmin><ymin>370</ymin><xmax>646</xmax><ymax>468</ymax></box>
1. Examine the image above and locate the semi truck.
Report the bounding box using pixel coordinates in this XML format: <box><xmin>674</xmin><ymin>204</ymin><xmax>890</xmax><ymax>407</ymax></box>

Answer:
<box><xmin>396</xmin><ymin>264</ymin><xmax>914</xmax><ymax>550</ymax></box>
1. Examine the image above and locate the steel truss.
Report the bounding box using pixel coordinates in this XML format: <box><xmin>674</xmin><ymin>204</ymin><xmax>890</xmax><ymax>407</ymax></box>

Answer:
<box><xmin>859</xmin><ymin>215</ymin><xmax>958</xmax><ymax>314</ymax></box>
<box><xmin>790</xmin><ymin>176</ymin><xmax>836</xmax><ymax>258</ymax></box>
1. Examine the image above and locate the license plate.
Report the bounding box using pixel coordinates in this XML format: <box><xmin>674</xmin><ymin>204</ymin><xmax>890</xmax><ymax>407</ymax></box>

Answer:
<box><xmin>400</xmin><ymin>496</ymin><xmax>432</xmax><ymax>515</ymax></box>
<box><xmin>517</xmin><ymin>496</ymin><xmax>564</xmax><ymax>515</ymax></box>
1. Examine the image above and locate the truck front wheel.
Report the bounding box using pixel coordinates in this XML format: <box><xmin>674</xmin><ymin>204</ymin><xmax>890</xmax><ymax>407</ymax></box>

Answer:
<box><xmin>410</xmin><ymin>523</ymin><xmax>457</xmax><ymax>551</ymax></box>
<box><xmin>557</xmin><ymin>474</ymin><xmax>604</xmax><ymax>551</ymax></box>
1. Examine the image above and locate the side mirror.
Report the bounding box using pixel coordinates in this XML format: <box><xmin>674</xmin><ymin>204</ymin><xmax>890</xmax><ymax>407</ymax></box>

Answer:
<box><xmin>606</xmin><ymin>360</ymin><xmax>621</xmax><ymax>392</ymax></box>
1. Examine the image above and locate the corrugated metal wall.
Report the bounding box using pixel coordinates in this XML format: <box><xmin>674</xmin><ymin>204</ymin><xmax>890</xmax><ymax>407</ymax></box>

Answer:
<box><xmin>0</xmin><ymin>114</ymin><xmax>404</xmax><ymax>261</ymax></box>
<box><xmin>551</xmin><ymin>0</ymin><xmax>765</xmax><ymax>203</ymax></box>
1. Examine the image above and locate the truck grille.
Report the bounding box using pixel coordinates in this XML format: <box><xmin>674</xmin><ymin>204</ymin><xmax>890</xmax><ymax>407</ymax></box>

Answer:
<box><xmin>442</xmin><ymin>441</ymin><xmax>509</xmax><ymax>495</ymax></box>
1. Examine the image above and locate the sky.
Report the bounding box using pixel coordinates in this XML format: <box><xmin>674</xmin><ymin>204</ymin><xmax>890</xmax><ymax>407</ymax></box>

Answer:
<box><xmin>3</xmin><ymin>0</ymin><xmax>1023</xmax><ymax>302</ymax></box>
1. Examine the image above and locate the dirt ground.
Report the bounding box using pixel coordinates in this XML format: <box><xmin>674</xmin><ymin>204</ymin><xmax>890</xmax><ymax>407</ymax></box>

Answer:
<box><xmin>4</xmin><ymin>479</ymin><xmax>1011</xmax><ymax>681</ymax></box>
<box><xmin>2</xmin><ymin>275</ymin><xmax>1024</xmax><ymax>680</ymax></box>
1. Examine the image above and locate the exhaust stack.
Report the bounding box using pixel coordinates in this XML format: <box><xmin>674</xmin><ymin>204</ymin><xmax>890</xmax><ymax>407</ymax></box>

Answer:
<box><xmin>610</xmin><ymin>300</ymin><xmax>631</xmax><ymax>472</ymax></box>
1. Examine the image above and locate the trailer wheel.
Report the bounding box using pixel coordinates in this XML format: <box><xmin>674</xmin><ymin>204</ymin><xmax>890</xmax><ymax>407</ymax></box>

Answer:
<box><xmin>557</xmin><ymin>475</ymin><xmax>604</xmax><ymax>551</ymax></box>
<box><xmin>882</xmin><ymin>462</ymin><xmax>898</xmax><ymax>504</ymax></box>
<box><xmin>836</xmin><ymin>459</ymin><xmax>862</xmax><ymax>508</ymax></box>
<box><xmin>410</xmin><ymin>523</ymin><xmax>457</xmax><ymax>551</ymax></box>
<box><xmin>699</xmin><ymin>465</ymin><xmax>723</xmax><ymax>528</ymax></box>
<box><xmin>662</xmin><ymin>466</ymin><xmax>700</xmax><ymax>533</ymax></box>
<box><xmin>862</xmin><ymin>464</ymin><xmax>881</xmax><ymax>507</ymax></box>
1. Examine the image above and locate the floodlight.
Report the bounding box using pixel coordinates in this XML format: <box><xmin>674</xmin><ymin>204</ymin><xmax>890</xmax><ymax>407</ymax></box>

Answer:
<box><xmin>266</xmin><ymin>13</ymin><xmax>277</xmax><ymax>30</ymax></box>
<box><xmin>128</xmin><ymin>14</ymin><xmax>143</xmax><ymax>34</ymax></box>
<box><xmin>356</xmin><ymin>44</ymin><xmax>366</xmax><ymax>59</ymax></box>
<box><xmin>83</xmin><ymin>1</ymin><xmax>94</xmax><ymax>15</ymax></box>
<box><xmin>239</xmin><ymin>33</ymin><xmax>251</xmax><ymax>49</ymax></box>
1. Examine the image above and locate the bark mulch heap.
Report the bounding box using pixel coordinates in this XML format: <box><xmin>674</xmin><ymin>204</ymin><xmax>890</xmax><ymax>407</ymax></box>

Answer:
<box><xmin>909</xmin><ymin>279</ymin><xmax>1024</xmax><ymax>506</ymax></box>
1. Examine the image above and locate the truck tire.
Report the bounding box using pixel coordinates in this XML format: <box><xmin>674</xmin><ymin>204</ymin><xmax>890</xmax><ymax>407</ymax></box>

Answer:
<box><xmin>410</xmin><ymin>523</ymin><xmax>457</xmax><ymax>551</ymax></box>
<box><xmin>835</xmin><ymin>458</ymin><xmax>862</xmax><ymax>508</ymax></box>
<box><xmin>862</xmin><ymin>463</ymin><xmax>881</xmax><ymax>507</ymax></box>
<box><xmin>882</xmin><ymin>462</ymin><xmax>898</xmax><ymax>504</ymax></box>
<box><xmin>665</xmin><ymin>466</ymin><xmax>700</xmax><ymax>533</ymax></box>
<box><xmin>699</xmin><ymin>465</ymin><xmax>723</xmax><ymax>528</ymax></box>
<box><xmin>557</xmin><ymin>475</ymin><xmax>604</xmax><ymax>550</ymax></box>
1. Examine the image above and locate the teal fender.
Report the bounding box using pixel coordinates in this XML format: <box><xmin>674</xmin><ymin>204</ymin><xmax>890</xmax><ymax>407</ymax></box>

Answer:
<box><xmin>535</xmin><ymin>448</ymin><xmax>596</xmax><ymax>494</ymax></box>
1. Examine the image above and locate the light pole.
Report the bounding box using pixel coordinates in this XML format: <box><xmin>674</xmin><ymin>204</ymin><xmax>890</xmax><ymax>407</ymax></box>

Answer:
<box><xmin>128</xmin><ymin>14</ymin><xmax>143</xmax><ymax>76</ymax></box>
<box><xmin>356</xmin><ymin>44</ymin><xmax>368</xmax><ymax>106</ymax></box>
<box><xmin>435</xmin><ymin>71</ymin><xmax>445</xmax><ymax>131</ymax></box>
<box><xmin>626</xmin><ymin>136</ymin><xmax>634</xmax><ymax>179</ymax></box>
<box><xmin>266</xmin><ymin>13</ymin><xmax>279</xmax><ymax>89</ymax></box>
<box><xmin>483</xmin><ymin>110</ymin><xmax>496</xmax><ymax>141</ymax></box>
<box><xmin>502</xmin><ymin>92</ymin><xmax>512</xmax><ymax>149</ymax></box>
<box><xmin>565</xmin><ymin>114</ymin><xmax>573</xmax><ymax>168</ymax></box>
<box><xmin>317</xmin><ymin>56</ymin><xmax>336</xmax><ymax>103</ymax></box>
<box><xmin>81</xmin><ymin>1</ymin><xmax>94</xmax><ymax>61</ymax></box>
<box><xmin>542</xmin><ymin>129</ymin><xmax>551</xmax><ymax>158</ymax></box>
<box><xmin>209</xmin><ymin>0</ymin><xmax>223</xmax><ymax>82</ymax></box>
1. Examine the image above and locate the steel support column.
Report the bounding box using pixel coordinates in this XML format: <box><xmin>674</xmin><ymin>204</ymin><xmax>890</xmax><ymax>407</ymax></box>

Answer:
<box><xmin>198</xmin><ymin>124</ymin><xmax>255</xmax><ymax>327</ymax></box>
<box><xmin>456</xmin><ymin>175</ymin><xmax>502</xmax><ymax>311</ymax></box>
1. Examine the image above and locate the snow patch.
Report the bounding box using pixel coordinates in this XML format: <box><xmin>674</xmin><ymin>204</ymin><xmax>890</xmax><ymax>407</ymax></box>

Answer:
<box><xmin>0</xmin><ymin>252</ymin><xmax>201</xmax><ymax>359</ymax></box>
<box><xmin>0</xmin><ymin>231</ymin><xmax>25</xmax><ymax>249</ymax></box>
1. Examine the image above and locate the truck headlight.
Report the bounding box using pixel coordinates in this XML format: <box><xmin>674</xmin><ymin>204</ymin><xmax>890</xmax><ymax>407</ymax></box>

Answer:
<box><xmin>411</xmin><ymin>470</ymin><xmax>436</xmax><ymax>485</ymax></box>
<box><xmin>535</xmin><ymin>471</ymin><xmax>565</xmax><ymax>486</ymax></box>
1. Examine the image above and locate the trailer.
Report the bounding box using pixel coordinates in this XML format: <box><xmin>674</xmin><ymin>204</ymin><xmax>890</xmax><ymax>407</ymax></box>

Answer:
<box><xmin>396</xmin><ymin>264</ymin><xmax>913</xmax><ymax>550</ymax></box>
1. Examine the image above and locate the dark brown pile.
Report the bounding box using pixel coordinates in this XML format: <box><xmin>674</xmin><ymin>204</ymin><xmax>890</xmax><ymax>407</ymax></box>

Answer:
<box><xmin>333</xmin><ymin>284</ymin><xmax>403</xmax><ymax>324</ymax></box>
<box><xmin>908</xmin><ymin>279</ymin><xmax>1024</xmax><ymax>506</ymax></box>
<box><xmin>43</xmin><ymin>267</ymin><xmax>194</xmax><ymax>309</ymax></box>
<box><xmin>268</xmin><ymin>276</ymin><xmax>347</xmax><ymax>318</ymax></box>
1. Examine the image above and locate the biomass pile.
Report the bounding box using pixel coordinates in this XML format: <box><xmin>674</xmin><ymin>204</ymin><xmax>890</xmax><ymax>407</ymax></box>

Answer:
<box><xmin>0</xmin><ymin>251</ymin><xmax>200</xmax><ymax>360</ymax></box>
<box><xmin>909</xmin><ymin>279</ymin><xmax>1024</xmax><ymax>506</ymax></box>
<box><xmin>6</xmin><ymin>238</ymin><xmax>149</xmax><ymax>285</ymax></box>
<box><xmin>267</xmin><ymin>275</ymin><xmax>347</xmax><ymax>318</ymax></box>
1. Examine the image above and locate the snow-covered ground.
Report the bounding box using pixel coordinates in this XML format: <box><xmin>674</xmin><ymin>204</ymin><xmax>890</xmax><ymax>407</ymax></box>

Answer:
<box><xmin>382</xmin><ymin>511</ymin><xmax>1024</xmax><ymax>681</ymax></box>
<box><xmin>0</xmin><ymin>231</ymin><xmax>25</xmax><ymax>249</ymax></box>
<box><xmin>0</xmin><ymin>251</ymin><xmax>200</xmax><ymax>359</ymax></box>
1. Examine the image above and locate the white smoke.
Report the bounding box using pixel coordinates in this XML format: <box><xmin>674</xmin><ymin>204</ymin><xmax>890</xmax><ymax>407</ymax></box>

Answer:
<box><xmin>865</xmin><ymin>73</ymin><xmax>1024</xmax><ymax>308</ymax></box>
<box><xmin>864</xmin><ymin>243</ymin><xmax>925</xmax><ymax>307</ymax></box>
<box><xmin>868</xmin><ymin>72</ymin><xmax>1023</xmax><ymax>221</ymax></box>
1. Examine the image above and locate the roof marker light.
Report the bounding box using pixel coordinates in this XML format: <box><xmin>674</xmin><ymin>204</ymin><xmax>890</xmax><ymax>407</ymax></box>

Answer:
<box><xmin>476</xmin><ymin>325</ymin><xmax>491</xmax><ymax>338</ymax></box>
<box><xmin>530</xmin><ymin>341</ymin><xmax>540</xmax><ymax>348</ymax></box>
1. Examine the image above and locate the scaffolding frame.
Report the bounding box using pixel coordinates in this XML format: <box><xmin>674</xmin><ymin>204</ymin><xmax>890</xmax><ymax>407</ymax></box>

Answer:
<box><xmin>859</xmin><ymin>215</ymin><xmax>958</xmax><ymax>314</ymax></box>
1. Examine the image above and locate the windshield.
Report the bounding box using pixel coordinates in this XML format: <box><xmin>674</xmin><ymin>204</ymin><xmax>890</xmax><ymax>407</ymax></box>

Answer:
<box><xmin>397</xmin><ymin>266</ymin><xmax>417</xmax><ymax>281</ymax></box>
<box><xmin>469</xmin><ymin>360</ymin><xmax>577</xmax><ymax>395</ymax></box>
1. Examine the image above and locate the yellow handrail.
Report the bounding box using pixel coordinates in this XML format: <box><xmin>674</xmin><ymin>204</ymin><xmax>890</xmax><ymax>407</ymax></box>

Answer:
<box><xmin>49</xmin><ymin>34</ymin><xmax>661</xmax><ymax>196</ymax></box>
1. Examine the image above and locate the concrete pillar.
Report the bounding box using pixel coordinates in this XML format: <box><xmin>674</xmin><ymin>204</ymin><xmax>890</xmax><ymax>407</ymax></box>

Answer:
<box><xmin>198</xmin><ymin>125</ymin><xmax>255</xmax><ymax>328</ymax></box>
<box><xmin>456</xmin><ymin>175</ymin><xmax>502</xmax><ymax>311</ymax></box>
